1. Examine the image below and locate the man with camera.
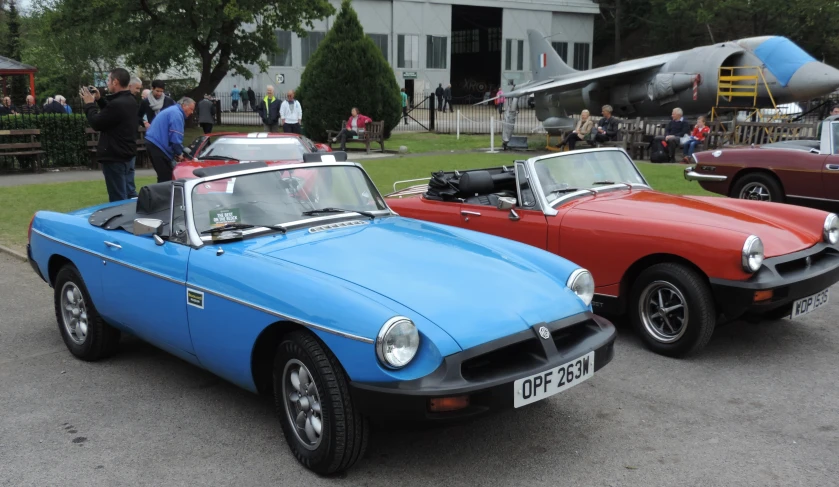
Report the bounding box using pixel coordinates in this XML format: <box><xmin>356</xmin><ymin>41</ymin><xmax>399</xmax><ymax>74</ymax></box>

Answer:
<box><xmin>80</xmin><ymin>68</ymin><xmax>139</xmax><ymax>203</ymax></box>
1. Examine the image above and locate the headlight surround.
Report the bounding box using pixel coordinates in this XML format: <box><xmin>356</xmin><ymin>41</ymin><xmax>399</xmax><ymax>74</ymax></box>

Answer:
<box><xmin>567</xmin><ymin>269</ymin><xmax>595</xmax><ymax>307</ymax></box>
<box><xmin>742</xmin><ymin>235</ymin><xmax>764</xmax><ymax>273</ymax></box>
<box><xmin>376</xmin><ymin>317</ymin><xmax>419</xmax><ymax>369</ymax></box>
<box><xmin>824</xmin><ymin>213</ymin><xmax>839</xmax><ymax>244</ymax></box>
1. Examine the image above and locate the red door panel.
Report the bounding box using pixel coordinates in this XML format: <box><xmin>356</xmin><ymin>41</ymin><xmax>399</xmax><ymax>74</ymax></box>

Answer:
<box><xmin>458</xmin><ymin>203</ymin><xmax>548</xmax><ymax>250</ymax></box>
<box><xmin>775</xmin><ymin>152</ymin><xmax>828</xmax><ymax>199</ymax></box>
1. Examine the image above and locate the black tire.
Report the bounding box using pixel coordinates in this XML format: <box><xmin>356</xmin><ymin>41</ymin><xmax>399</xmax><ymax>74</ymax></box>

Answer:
<box><xmin>629</xmin><ymin>263</ymin><xmax>716</xmax><ymax>357</ymax></box>
<box><xmin>53</xmin><ymin>264</ymin><xmax>121</xmax><ymax>361</ymax></box>
<box><xmin>731</xmin><ymin>172</ymin><xmax>784</xmax><ymax>203</ymax></box>
<box><xmin>273</xmin><ymin>330</ymin><xmax>369</xmax><ymax>475</ymax></box>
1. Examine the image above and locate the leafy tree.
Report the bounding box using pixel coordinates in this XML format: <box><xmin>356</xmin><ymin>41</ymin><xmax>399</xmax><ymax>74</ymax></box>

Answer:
<box><xmin>296</xmin><ymin>0</ymin><xmax>401</xmax><ymax>142</ymax></box>
<box><xmin>4</xmin><ymin>0</ymin><xmax>29</xmax><ymax>103</ymax></box>
<box><xmin>38</xmin><ymin>0</ymin><xmax>334</xmax><ymax>100</ymax></box>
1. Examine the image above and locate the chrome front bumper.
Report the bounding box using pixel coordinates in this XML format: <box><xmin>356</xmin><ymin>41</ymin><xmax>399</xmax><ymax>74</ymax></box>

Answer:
<box><xmin>684</xmin><ymin>166</ymin><xmax>728</xmax><ymax>182</ymax></box>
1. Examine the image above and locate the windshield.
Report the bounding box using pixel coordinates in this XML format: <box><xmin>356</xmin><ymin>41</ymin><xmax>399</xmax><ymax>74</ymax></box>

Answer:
<box><xmin>534</xmin><ymin>151</ymin><xmax>647</xmax><ymax>204</ymax></box>
<box><xmin>200</xmin><ymin>137</ymin><xmax>307</xmax><ymax>161</ymax></box>
<box><xmin>190</xmin><ymin>165</ymin><xmax>387</xmax><ymax>237</ymax></box>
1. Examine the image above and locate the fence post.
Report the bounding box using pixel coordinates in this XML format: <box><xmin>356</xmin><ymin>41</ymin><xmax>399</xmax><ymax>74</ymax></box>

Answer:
<box><xmin>457</xmin><ymin>109</ymin><xmax>460</xmax><ymax>140</ymax></box>
<box><xmin>487</xmin><ymin>117</ymin><xmax>499</xmax><ymax>153</ymax></box>
<box><xmin>429</xmin><ymin>95</ymin><xmax>435</xmax><ymax>132</ymax></box>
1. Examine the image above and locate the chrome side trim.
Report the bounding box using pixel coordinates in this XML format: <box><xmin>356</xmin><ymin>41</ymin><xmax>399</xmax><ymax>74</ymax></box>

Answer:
<box><xmin>187</xmin><ymin>284</ymin><xmax>375</xmax><ymax>344</ymax></box>
<box><xmin>33</xmin><ymin>228</ymin><xmax>375</xmax><ymax>344</ymax></box>
<box><xmin>787</xmin><ymin>194</ymin><xmax>839</xmax><ymax>202</ymax></box>
<box><xmin>33</xmin><ymin>229</ymin><xmax>184</xmax><ymax>285</ymax></box>
<box><xmin>594</xmin><ymin>293</ymin><xmax>618</xmax><ymax>298</ymax></box>
<box><xmin>684</xmin><ymin>170</ymin><xmax>727</xmax><ymax>182</ymax></box>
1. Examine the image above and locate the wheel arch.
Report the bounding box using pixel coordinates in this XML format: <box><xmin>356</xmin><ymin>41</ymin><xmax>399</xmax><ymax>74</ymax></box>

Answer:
<box><xmin>250</xmin><ymin>320</ymin><xmax>310</xmax><ymax>396</ymax></box>
<box><xmin>619</xmin><ymin>253</ymin><xmax>712</xmax><ymax>313</ymax></box>
<box><xmin>729</xmin><ymin>168</ymin><xmax>785</xmax><ymax>198</ymax></box>
<box><xmin>47</xmin><ymin>254</ymin><xmax>74</xmax><ymax>285</ymax></box>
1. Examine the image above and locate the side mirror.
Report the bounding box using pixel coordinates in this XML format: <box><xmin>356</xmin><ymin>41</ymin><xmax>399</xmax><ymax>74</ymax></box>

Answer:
<box><xmin>133</xmin><ymin>218</ymin><xmax>165</xmax><ymax>245</ymax></box>
<box><xmin>497</xmin><ymin>196</ymin><xmax>517</xmax><ymax>210</ymax></box>
<box><xmin>810</xmin><ymin>148</ymin><xmax>820</xmax><ymax>154</ymax></box>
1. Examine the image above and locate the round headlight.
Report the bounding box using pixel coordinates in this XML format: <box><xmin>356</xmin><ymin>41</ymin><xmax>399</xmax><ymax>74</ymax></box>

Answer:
<box><xmin>376</xmin><ymin>317</ymin><xmax>419</xmax><ymax>369</ymax></box>
<box><xmin>567</xmin><ymin>269</ymin><xmax>595</xmax><ymax>307</ymax></box>
<box><xmin>824</xmin><ymin>213</ymin><xmax>839</xmax><ymax>245</ymax></box>
<box><xmin>742</xmin><ymin>235</ymin><xmax>764</xmax><ymax>273</ymax></box>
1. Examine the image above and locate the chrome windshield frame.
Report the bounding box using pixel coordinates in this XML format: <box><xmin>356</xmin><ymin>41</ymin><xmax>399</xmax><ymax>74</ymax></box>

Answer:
<box><xmin>523</xmin><ymin>147</ymin><xmax>652</xmax><ymax>214</ymax></box>
<box><xmin>182</xmin><ymin>161</ymin><xmax>395</xmax><ymax>248</ymax></box>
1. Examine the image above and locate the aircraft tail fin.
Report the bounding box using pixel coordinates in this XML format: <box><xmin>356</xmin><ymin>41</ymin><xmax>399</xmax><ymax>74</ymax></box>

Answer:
<box><xmin>528</xmin><ymin>29</ymin><xmax>576</xmax><ymax>80</ymax></box>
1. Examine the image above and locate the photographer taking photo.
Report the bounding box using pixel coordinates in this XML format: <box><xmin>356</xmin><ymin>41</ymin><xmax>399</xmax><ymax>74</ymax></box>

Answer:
<box><xmin>80</xmin><ymin>68</ymin><xmax>139</xmax><ymax>202</ymax></box>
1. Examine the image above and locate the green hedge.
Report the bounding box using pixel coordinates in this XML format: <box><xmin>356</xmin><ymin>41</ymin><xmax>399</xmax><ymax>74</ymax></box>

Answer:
<box><xmin>0</xmin><ymin>114</ymin><xmax>89</xmax><ymax>170</ymax></box>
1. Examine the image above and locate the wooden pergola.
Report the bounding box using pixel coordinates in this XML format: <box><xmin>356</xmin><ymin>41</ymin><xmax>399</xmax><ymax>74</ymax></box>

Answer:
<box><xmin>0</xmin><ymin>55</ymin><xmax>37</xmax><ymax>100</ymax></box>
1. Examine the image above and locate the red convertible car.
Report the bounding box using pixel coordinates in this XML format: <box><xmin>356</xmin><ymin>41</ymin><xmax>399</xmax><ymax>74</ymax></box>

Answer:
<box><xmin>684</xmin><ymin>116</ymin><xmax>839</xmax><ymax>205</ymax></box>
<box><xmin>385</xmin><ymin>147</ymin><xmax>839</xmax><ymax>357</ymax></box>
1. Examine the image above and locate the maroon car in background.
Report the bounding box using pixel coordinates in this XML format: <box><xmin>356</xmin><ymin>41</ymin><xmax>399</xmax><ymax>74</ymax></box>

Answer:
<box><xmin>684</xmin><ymin>116</ymin><xmax>839</xmax><ymax>207</ymax></box>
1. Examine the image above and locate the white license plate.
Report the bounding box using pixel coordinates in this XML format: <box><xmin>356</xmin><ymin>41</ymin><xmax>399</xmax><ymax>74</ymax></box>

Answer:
<box><xmin>791</xmin><ymin>288</ymin><xmax>829</xmax><ymax>318</ymax></box>
<box><xmin>513</xmin><ymin>351</ymin><xmax>595</xmax><ymax>408</ymax></box>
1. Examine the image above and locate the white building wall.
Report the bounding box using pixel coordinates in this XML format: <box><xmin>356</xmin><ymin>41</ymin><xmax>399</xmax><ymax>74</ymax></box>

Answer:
<box><xmin>210</xmin><ymin>0</ymin><xmax>597</xmax><ymax>101</ymax></box>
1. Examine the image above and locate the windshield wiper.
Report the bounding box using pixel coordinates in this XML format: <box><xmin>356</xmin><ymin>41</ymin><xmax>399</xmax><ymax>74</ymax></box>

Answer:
<box><xmin>592</xmin><ymin>180</ymin><xmax>615</xmax><ymax>185</ymax></box>
<box><xmin>198</xmin><ymin>155</ymin><xmax>239</xmax><ymax>161</ymax></box>
<box><xmin>547</xmin><ymin>187</ymin><xmax>580</xmax><ymax>196</ymax></box>
<box><xmin>301</xmin><ymin>207</ymin><xmax>376</xmax><ymax>219</ymax></box>
<box><xmin>200</xmin><ymin>223</ymin><xmax>287</xmax><ymax>235</ymax></box>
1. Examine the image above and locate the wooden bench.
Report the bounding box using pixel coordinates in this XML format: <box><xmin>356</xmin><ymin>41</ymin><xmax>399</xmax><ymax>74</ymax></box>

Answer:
<box><xmin>326</xmin><ymin>120</ymin><xmax>385</xmax><ymax>154</ymax></box>
<box><xmin>86</xmin><ymin>126</ymin><xmax>148</xmax><ymax>169</ymax></box>
<box><xmin>0</xmin><ymin>129</ymin><xmax>45</xmax><ymax>172</ymax></box>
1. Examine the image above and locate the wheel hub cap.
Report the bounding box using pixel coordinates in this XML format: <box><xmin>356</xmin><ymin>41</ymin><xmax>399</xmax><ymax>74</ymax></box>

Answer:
<box><xmin>740</xmin><ymin>183</ymin><xmax>771</xmax><ymax>201</ymax></box>
<box><xmin>639</xmin><ymin>281</ymin><xmax>689</xmax><ymax>343</ymax></box>
<box><xmin>282</xmin><ymin>359</ymin><xmax>323</xmax><ymax>450</ymax></box>
<box><xmin>60</xmin><ymin>282</ymin><xmax>88</xmax><ymax>345</ymax></box>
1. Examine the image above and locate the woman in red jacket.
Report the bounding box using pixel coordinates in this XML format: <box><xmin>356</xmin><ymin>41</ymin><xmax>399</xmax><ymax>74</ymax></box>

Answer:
<box><xmin>332</xmin><ymin>108</ymin><xmax>372</xmax><ymax>151</ymax></box>
<box><xmin>682</xmin><ymin>115</ymin><xmax>711</xmax><ymax>162</ymax></box>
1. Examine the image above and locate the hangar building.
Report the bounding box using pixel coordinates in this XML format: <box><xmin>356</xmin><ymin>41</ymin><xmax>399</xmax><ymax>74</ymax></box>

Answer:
<box><xmin>215</xmin><ymin>0</ymin><xmax>598</xmax><ymax>100</ymax></box>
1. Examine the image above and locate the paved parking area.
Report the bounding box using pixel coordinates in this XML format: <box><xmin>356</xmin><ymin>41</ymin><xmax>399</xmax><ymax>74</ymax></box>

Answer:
<box><xmin>1</xmin><ymin>253</ymin><xmax>837</xmax><ymax>486</ymax></box>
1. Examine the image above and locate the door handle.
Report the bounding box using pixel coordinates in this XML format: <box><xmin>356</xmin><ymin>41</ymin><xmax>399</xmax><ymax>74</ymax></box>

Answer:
<box><xmin>104</xmin><ymin>241</ymin><xmax>122</xmax><ymax>249</ymax></box>
<box><xmin>460</xmin><ymin>210</ymin><xmax>482</xmax><ymax>216</ymax></box>
<box><xmin>826</xmin><ymin>164</ymin><xmax>839</xmax><ymax>171</ymax></box>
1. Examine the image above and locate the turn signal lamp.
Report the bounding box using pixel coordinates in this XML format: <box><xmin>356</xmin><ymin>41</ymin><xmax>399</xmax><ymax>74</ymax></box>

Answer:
<box><xmin>429</xmin><ymin>395</ymin><xmax>470</xmax><ymax>412</ymax></box>
<box><xmin>753</xmin><ymin>290</ymin><xmax>773</xmax><ymax>302</ymax></box>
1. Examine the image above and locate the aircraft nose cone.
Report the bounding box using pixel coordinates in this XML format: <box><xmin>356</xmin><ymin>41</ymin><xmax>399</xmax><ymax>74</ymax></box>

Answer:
<box><xmin>785</xmin><ymin>62</ymin><xmax>839</xmax><ymax>99</ymax></box>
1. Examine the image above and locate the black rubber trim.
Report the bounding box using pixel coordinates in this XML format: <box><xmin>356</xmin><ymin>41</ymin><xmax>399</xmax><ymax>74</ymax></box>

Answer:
<box><xmin>708</xmin><ymin>243</ymin><xmax>839</xmax><ymax>318</ymax></box>
<box><xmin>349</xmin><ymin>312</ymin><xmax>617</xmax><ymax>421</ymax></box>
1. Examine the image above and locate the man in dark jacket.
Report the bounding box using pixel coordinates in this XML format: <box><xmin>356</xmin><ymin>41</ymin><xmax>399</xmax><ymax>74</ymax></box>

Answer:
<box><xmin>443</xmin><ymin>84</ymin><xmax>453</xmax><ymax>112</ymax></box>
<box><xmin>196</xmin><ymin>94</ymin><xmax>216</xmax><ymax>134</ymax></box>
<box><xmin>594</xmin><ymin>105</ymin><xmax>620</xmax><ymax>143</ymax></box>
<box><xmin>659</xmin><ymin>107</ymin><xmax>691</xmax><ymax>162</ymax></box>
<box><xmin>257</xmin><ymin>85</ymin><xmax>281</xmax><ymax>132</ymax></box>
<box><xmin>138</xmin><ymin>79</ymin><xmax>176</xmax><ymax>127</ymax></box>
<box><xmin>435</xmin><ymin>83</ymin><xmax>444</xmax><ymax>111</ymax></box>
<box><xmin>247</xmin><ymin>87</ymin><xmax>256</xmax><ymax>112</ymax></box>
<box><xmin>80</xmin><ymin>68</ymin><xmax>139</xmax><ymax>202</ymax></box>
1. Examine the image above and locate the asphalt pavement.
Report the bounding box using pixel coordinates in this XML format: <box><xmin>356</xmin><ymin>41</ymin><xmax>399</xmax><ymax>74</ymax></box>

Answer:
<box><xmin>1</xmin><ymin>253</ymin><xmax>837</xmax><ymax>486</ymax></box>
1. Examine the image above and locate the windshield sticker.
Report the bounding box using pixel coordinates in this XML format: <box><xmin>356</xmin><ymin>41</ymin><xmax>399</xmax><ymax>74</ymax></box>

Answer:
<box><xmin>210</xmin><ymin>208</ymin><xmax>241</xmax><ymax>226</ymax></box>
<box><xmin>187</xmin><ymin>289</ymin><xmax>204</xmax><ymax>309</ymax></box>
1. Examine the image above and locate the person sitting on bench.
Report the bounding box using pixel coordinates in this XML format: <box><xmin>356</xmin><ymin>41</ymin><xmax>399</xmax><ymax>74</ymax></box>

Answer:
<box><xmin>594</xmin><ymin>105</ymin><xmax>619</xmax><ymax>144</ymax></box>
<box><xmin>332</xmin><ymin>108</ymin><xmax>372</xmax><ymax>151</ymax></box>
<box><xmin>559</xmin><ymin>109</ymin><xmax>594</xmax><ymax>150</ymax></box>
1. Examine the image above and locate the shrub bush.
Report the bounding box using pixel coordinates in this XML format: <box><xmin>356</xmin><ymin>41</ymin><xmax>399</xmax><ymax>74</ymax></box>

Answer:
<box><xmin>296</xmin><ymin>0</ymin><xmax>402</xmax><ymax>142</ymax></box>
<box><xmin>0</xmin><ymin>113</ymin><xmax>89</xmax><ymax>170</ymax></box>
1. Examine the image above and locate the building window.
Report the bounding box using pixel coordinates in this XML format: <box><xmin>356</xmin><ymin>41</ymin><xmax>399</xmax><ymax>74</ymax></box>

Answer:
<box><xmin>505</xmin><ymin>39</ymin><xmax>524</xmax><ymax>71</ymax></box>
<box><xmin>301</xmin><ymin>31</ymin><xmax>326</xmax><ymax>66</ymax></box>
<box><xmin>487</xmin><ymin>27</ymin><xmax>501</xmax><ymax>52</ymax></box>
<box><xmin>452</xmin><ymin>29</ymin><xmax>479</xmax><ymax>54</ymax></box>
<box><xmin>270</xmin><ymin>30</ymin><xmax>292</xmax><ymax>66</ymax></box>
<box><xmin>426</xmin><ymin>35</ymin><xmax>447</xmax><ymax>69</ymax></box>
<box><xmin>516</xmin><ymin>40</ymin><xmax>524</xmax><ymax>71</ymax></box>
<box><xmin>552</xmin><ymin>42</ymin><xmax>568</xmax><ymax>63</ymax></box>
<box><xmin>505</xmin><ymin>39</ymin><xmax>512</xmax><ymax>70</ymax></box>
<box><xmin>368</xmin><ymin>34</ymin><xmax>388</xmax><ymax>61</ymax></box>
<box><xmin>397</xmin><ymin>34</ymin><xmax>419</xmax><ymax>68</ymax></box>
<box><xmin>573</xmin><ymin>42</ymin><xmax>590</xmax><ymax>70</ymax></box>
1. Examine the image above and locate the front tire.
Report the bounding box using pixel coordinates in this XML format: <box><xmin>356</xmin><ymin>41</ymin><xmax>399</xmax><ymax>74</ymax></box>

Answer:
<box><xmin>731</xmin><ymin>172</ymin><xmax>784</xmax><ymax>203</ymax></box>
<box><xmin>630</xmin><ymin>263</ymin><xmax>716</xmax><ymax>357</ymax></box>
<box><xmin>53</xmin><ymin>264</ymin><xmax>121</xmax><ymax>361</ymax></box>
<box><xmin>273</xmin><ymin>330</ymin><xmax>369</xmax><ymax>475</ymax></box>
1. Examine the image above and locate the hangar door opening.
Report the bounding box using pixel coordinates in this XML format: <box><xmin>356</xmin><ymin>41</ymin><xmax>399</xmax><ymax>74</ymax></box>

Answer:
<box><xmin>450</xmin><ymin>5</ymin><xmax>502</xmax><ymax>101</ymax></box>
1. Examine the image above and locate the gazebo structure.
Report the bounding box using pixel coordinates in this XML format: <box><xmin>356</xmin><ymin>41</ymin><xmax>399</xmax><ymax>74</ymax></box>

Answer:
<box><xmin>0</xmin><ymin>55</ymin><xmax>37</xmax><ymax>99</ymax></box>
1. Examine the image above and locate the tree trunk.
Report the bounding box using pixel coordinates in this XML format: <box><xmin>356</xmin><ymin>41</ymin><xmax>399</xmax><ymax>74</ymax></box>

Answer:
<box><xmin>614</xmin><ymin>0</ymin><xmax>621</xmax><ymax>63</ymax></box>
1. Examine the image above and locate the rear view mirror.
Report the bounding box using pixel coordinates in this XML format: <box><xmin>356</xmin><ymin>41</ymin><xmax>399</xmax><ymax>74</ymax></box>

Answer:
<box><xmin>497</xmin><ymin>196</ymin><xmax>517</xmax><ymax>210</ymax></box>
<box><xmin>133</xmin><ymin>218</ymin><xmax>164</xmax><ymax>245</ymax></box>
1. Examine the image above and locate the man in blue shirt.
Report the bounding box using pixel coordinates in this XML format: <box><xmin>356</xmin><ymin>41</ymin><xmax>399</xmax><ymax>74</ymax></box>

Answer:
<box><xmin>145</xmin><ymin>98</ymin><xmax>196</xmax><ymax>182</ymax></box>
<box><xmin>231</xmin><ymin>85</ymin><xmax>240</xmax><ymax>112</ymax></box>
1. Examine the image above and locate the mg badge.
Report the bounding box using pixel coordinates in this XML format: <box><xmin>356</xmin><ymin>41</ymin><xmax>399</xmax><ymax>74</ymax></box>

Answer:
<box><xmin>538</xmin><ymin>326</ymin><xmax>550</xmax><ymax>340</ymax></box>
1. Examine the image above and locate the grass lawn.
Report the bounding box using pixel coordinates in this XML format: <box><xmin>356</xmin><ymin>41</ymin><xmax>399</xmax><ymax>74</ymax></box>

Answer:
<box><xmin>183</xmin><ymin>124</ymin><xmax>528</xmax><ymax>155</ymax></box>
<box><xmin>0</xmin><ymin>154</ymin><xmax>711</xmax><ymax>252</ymax></box>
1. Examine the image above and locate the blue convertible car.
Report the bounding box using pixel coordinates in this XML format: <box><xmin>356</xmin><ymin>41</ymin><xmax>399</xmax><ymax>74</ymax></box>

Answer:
<box><xmin>27</xmin><ymin>160</ymin><xmax>616</xmax><ymax>475</ymax></box>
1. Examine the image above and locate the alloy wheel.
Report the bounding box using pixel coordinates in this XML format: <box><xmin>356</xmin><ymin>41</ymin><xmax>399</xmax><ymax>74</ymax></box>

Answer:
<box><xmin>639</xmin><ymin>280</ymin><xmax>689</xmax><ymax>343</ymax></box>
<box><xmin>60</xmin><ymin>282</ymin><xmax>88</xmax><ymax>345</ymax></box>
<box><xmin>282</xmin><ymin>359</ymin><xmax>323</xmax><ymax>450</ymax></box>
<box><xmin>739</xmin><ymin>182</ymin><xmax>772</xmax><ymax>201</ymax></box>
